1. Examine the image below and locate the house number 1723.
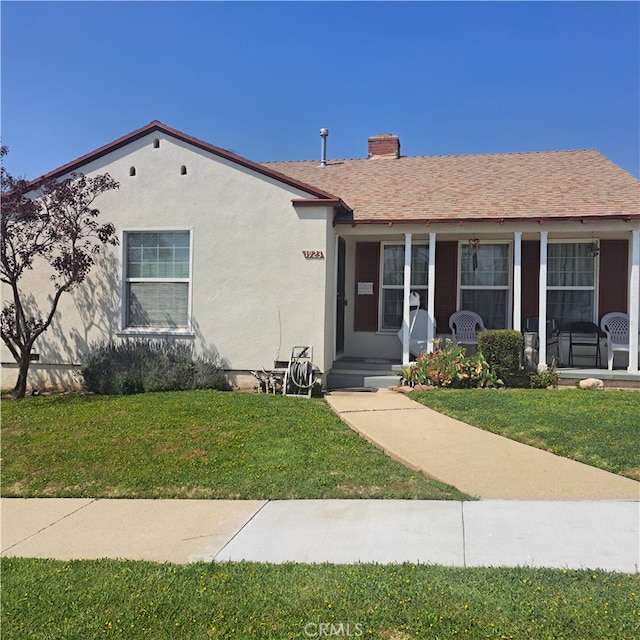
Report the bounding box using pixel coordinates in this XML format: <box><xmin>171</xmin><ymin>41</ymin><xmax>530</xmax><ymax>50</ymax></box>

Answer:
<box><xmin>302</xmin><ymin>250</ymin><xmax>325</xmax><ymax>259</ymax></box>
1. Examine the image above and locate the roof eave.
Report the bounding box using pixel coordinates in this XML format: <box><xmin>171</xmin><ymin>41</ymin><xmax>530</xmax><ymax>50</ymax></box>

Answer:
<box><xmin>334</xmin><ymin>213</ymin><xmax>640</xmax><ymax>226</ymax></box>
<box><xmin>292</xmin><ymin>198</ymin><xmax>352</xmax><ymax>215</ymax></box>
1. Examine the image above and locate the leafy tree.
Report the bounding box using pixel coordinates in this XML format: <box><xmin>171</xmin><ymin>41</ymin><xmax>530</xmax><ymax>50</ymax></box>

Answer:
<box><xmin>1</xmin><ymin>146</ymin><xmax>119</xmax><ymax>398</ymax></box>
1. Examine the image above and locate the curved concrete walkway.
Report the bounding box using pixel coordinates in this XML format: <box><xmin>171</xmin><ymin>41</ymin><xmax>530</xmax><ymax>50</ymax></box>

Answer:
<box><xmin>325</xmin><ymin>389</ymin><xmax>640</xmax><ymax>501</ymax></box>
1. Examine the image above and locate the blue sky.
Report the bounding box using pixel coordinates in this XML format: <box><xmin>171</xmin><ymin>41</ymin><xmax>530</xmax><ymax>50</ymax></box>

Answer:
<box><xmin>2</xmin><ymin>1</ymin><xmax>639</xmax><ymax>179</ymax></box>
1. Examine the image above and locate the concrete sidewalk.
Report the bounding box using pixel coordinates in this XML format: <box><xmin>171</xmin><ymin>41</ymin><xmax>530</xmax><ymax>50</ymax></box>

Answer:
<box><xmin>2</xmin><ymin>498</ymin><xmax>638</xmax><ymax>572</ymax></box>
<box><xmin>325</xmin><ymin>389</ymin><xmax>640</xmax><ymax>500</ymax></box>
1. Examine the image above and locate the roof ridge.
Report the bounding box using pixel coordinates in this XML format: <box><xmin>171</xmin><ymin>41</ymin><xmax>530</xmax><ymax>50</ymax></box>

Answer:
<box><xmin>407</xmin><ymin>148</ymin><xmax>598</xmax><ymax>159</ymax></box>
<box><xmin>262</xmin><ymin>148</ymin><xmax>600</xmax><ymax>165</ymax></box>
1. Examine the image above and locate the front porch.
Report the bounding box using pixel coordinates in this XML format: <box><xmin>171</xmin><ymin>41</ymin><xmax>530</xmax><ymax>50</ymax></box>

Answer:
<box><xmin>326</xmin><ymin>357</ymin><xmax>640</xmax><ymax>390</ymax></box>
<box><xmin>332</xmin><ymin>226</ymin><xmax>640</xmax><ymax>377</ymax></box>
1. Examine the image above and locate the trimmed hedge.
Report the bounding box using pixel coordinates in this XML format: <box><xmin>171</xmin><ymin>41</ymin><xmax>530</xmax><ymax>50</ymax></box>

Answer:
<box><xmin>477</xmin><ymin>330</ymin><xmax>522</xmax><ymax>382</ymax></box>
<box><xmin>81</xmin><ymin>340</ymin><xmax>231</xmax><ymax>395</ymax></box>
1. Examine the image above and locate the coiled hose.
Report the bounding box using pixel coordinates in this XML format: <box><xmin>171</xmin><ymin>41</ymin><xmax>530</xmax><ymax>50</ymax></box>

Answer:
<box><xmin>289</xmin><ymin>359</ymin><xmax>315</xmax><ymax>389</ymax></box>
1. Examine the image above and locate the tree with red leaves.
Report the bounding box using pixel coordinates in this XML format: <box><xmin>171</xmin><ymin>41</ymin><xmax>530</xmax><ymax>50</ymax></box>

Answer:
<box><xmin>1</xmin><ymin>146</ymin><xmax>119</xmax><ymax>398</ymax></box>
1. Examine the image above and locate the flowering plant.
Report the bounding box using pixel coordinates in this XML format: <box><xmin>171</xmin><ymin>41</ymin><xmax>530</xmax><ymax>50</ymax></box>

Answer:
<box><xmin>400</xmin><ymin>339</ymin><xmax>501</xmax><ymax>388</ymax></box>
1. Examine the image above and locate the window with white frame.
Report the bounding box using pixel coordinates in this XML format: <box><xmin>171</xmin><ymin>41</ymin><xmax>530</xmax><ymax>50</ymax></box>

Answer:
<box><xmin>459</xmin><ymin>242</ymin><xmax>510</xmax><ymax>329</ymax></box>
<box><xmin>380</xmin><ymin>243</ymin><xmax>429</xmax><ymax>330</ymax></box>
<box><xmin>547</xmin><ymin>241</ymin><xmax>597</xmax><ymax>330</ymax></box>
<box><xmin>124</xmin><ymin>231</ymin><xmax>191</xmax><ymax>329</ymax></box>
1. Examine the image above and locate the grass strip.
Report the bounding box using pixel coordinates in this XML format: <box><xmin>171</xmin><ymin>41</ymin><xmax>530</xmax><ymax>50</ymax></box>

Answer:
<box><xmin>1</xmin><ymin>390</ymin><xmax>468</xmax><ymax>500</ymax></box>
<box><xmin>3</xmin><ymin>558</ymin><xmax>639</xmax><ymax>639</ymax></box>
<box><xmin>409</xmin><ymin>388</ymin><xmax>640</xmax><ymax>479</ymax></box>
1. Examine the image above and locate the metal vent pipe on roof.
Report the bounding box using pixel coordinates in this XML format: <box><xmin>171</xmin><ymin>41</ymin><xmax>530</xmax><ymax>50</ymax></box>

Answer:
<box><xmin>319</xmin><ymin>128</ymin><xmax>329</xmax><ymax>167</ymax></box>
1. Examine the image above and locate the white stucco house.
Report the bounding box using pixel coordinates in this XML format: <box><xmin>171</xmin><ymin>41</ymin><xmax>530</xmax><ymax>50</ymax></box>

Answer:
<box><xmin>2</xmin><ymin>121</ymin><xmax>639</xmax><ymax>390</ymax></box>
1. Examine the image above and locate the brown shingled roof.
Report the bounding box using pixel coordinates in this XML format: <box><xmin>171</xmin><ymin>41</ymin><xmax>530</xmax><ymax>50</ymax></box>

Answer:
<box><xmin>263</xmin><ymin>149</ymin><xmax>640</xmax><ymax>223</ymax></box>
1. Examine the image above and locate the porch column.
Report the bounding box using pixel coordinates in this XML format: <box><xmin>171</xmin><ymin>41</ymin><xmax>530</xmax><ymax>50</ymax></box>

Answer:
<box><xmin>628</xmin><ymin>228</ymin><xmax>640</xmax><ymax>373</ymax></box>
<box><xmin>401</xmin><ymin>233</ymin><xmax>412</xmax><ymax>366</ymax></box>
<box><xmin>332</xmin><ymin>235</ymin><xmax>339</xmax><ymax>363</ymax></box>
<box><xmin>427</xmin><ymin>231</ymin><xmax>437</xmax><ymax>353</ymax></box>
<box><xmin>537</xmin><ymin>231</ymin><xmax>548</xmax><ymax>370</ymax></box>
<box><xmin>513</xmin><ymin>231</ymin><xmax>522</xmax><ymax>332</ymax></box>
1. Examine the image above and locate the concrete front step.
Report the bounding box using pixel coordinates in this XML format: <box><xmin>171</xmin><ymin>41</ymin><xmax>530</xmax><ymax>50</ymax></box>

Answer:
<box><xmin>363</xmin><ymin>375</ymin><xmax>402</xmax><ymax>389</ymax></box>
<box><xmin>327</xmin><ymin>371</ymin><xmax>401</xmax><ymax>390</ymax></box>
<box><xmin>328</xmin><ymin>362</ymin><xmax>403</xmax><ymax>390</ymax></box>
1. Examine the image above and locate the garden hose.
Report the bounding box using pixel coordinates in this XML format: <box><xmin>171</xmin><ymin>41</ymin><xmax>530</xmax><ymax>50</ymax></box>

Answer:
<box><xmin>289</xmin><ymin>359</ymin><xmax>315</xmax><ymax>389</ymax></box>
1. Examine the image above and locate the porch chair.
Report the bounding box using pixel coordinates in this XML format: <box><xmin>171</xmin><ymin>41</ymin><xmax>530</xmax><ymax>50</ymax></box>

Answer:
<box><xmin>600</xmin><ymin>312</ymin><xmax>631</xmax><ymax>370</ymax></box>
<box><xmin>523</xmin><ymin>317</ymin><xmax>561</xmax><ymax>364</ymax></box>
<box><xmin>568</xmin><ymin>321</ymin><xmax>601</xmax><ymax>368</ymax></box>
<box><xmin>448</xmin><ymin>310</ymin><xmax>486</xmax><ymax>347</ymax></box>
<box><xmin>397</xmin><ymin>308</ymin><xmax>430</xmax><ymax>358</ymax></box>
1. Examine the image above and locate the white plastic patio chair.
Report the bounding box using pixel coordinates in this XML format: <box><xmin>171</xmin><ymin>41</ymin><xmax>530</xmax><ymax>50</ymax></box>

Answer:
<box><xmin>600</xmin><ymin>312</ymin><xmax>631</xmax><ymax>370</ymax></box>
<box><xmin>448</xmin><ymin>310</ymin><xmax>486</xmax><ymax>346</ymax></box>
<box><xmin>397</xmin><ymin>308</ymin><xmax>430</xmax><ymax>357</ymax></box>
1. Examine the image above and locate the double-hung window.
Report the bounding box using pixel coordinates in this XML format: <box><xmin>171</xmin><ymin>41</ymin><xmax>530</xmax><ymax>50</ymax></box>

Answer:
<box><xmin>124</xmin><ymin>231</ymin><xmax>191</xmax><ymax>330</ymax></box>
<box><xmin>380</xmin><ymin>243</ymin><xmax>429</xmax><ymax>330</ymax></box>
<box><xmin>459</xmin><ymin>242</ymin><xmax>510</xmax><ymax>329</ymax></box>
<box><xmin>547</xmin><ymin>241</ymin><xmax>597</xmax><ymax>330</ymax></box>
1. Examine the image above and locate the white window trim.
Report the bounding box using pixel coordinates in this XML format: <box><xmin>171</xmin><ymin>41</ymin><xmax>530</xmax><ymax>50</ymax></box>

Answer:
<box><xmin>546</xmin><ymin>239</ymin><xmax>599</xmax><ymax>324</ymax></box>
<box><xmin>457</xmin><ymin>240</ymin><xmax>513</xmax><ymax>329</ymax></box>
<box><xmin>118</xmin><ymin>227</ymin><xmax>194</xmax><ymax>336</ymax></box>
<box><xmin>378</xmin><ymin>240</ymin><xmax>429</xmax><ymax>332</ymax></box>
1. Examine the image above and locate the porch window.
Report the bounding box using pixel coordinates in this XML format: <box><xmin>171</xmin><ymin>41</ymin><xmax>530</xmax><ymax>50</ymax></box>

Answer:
<box><xmin>547</xmin><ymin>241</ymin><xmax>597</xmax><ymax>330</ymax></box>
<box><xmin>459</xmin><ymin>242</ymin><xmax>510</xmax><ymax>329</ymax></box>
<box><xmin>380</xmin><ymin>243</ymin><xmax>429</xmax><ymax>330</ymax></box>
<box><xmin>124</xmin><ymin>231</ymin><xmax>191</xmax><ymax>329</ymax></box>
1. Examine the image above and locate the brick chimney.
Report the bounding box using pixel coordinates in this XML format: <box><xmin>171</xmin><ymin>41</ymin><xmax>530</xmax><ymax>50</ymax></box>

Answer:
<box><xmin>368</xmin><ymin>133</ymin><xmax>400</xmax><ymax>159</ymax></box>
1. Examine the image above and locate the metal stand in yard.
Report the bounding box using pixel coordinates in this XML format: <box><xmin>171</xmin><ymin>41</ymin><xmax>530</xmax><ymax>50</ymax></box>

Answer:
<box><xmin>284</xmin><ymin>346</ymin><xmax>315</xmax><ymax>398</ymax></box>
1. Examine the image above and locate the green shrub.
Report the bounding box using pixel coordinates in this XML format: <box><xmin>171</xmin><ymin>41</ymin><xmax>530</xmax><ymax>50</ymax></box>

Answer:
<box><xmin>526</xmin><ymin>361</ymin><xmax>561</xmax><ymax>389</ymax></box>
<box><xmin>81</xmin><ymin>340</ymin><xmax>231</xmax><ymax>395</ymax></box>
<box><xmin>400</xmin><ymin>339</ymin><xmax>501</xmax><ymax>388</ymax></box>
<box><xmin>477</xmin><ymin>329</ymin><xmax>522</xmax><ymax>381</ymax></box>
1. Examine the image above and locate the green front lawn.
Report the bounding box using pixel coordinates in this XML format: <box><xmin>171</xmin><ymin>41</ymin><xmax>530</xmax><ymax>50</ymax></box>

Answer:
<box><xmin>3</xmin><ymin>559</ymin><xmax>638</xmax><ymax>640</ymax></box>
<box><xmin>409</xmin><ymin>389</ymin><xmax>640</xmax><ymax>479</ymax></box>
<box><xmin>3</xmin><ymin>387</ymin><xmax>638</xmax><ymax>499</ymax></box>
<box><xmin>1</xmin><ymin>391</ymin><xmax>467</xmax><ymax>500</ymax></box>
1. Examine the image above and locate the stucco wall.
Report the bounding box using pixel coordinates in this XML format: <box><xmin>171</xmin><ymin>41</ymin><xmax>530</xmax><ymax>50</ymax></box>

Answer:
<box><xmin>1</xmin><ymin>132</ymin><xmax>335</xmax><ymax>390</ymax></box>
